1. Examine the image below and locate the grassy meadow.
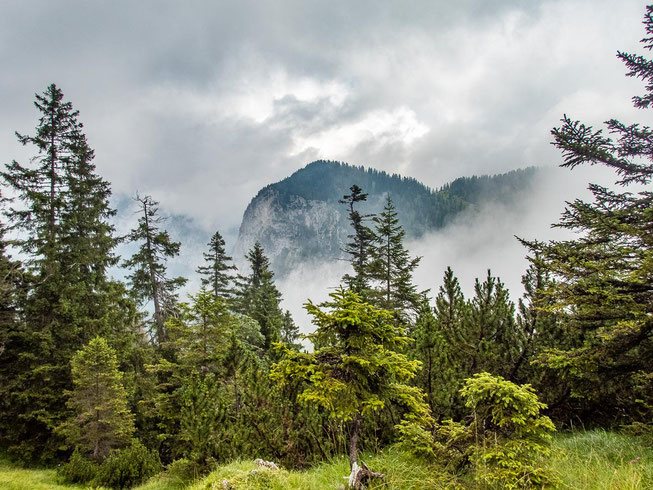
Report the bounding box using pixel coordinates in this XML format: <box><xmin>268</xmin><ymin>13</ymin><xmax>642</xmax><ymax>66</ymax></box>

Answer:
<box><xmin>1</xmin><ymin>430</ymin><xmax>651</xmax><ymax>489</ymax></box>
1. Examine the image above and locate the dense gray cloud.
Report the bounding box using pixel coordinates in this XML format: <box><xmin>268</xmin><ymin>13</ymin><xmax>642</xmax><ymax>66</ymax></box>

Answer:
<box><xmin>1</xmin><ymin>1</ymin><xmax>649</xmax><ymax>255</ymax></box>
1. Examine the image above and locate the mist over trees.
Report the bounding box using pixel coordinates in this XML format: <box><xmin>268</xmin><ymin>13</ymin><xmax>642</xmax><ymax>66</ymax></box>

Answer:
<box><xmin>0</xmin><ymin>5</ymin><xmax>652</xmax><ymax>488</ymax></box>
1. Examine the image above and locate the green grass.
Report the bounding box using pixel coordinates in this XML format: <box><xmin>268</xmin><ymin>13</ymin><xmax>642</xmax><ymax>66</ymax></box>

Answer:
<box><xmin>545</xmin><ymin>430</ymin><xmax>653</xmax><ymax>489</ymax></box>
<box><xmin>178</xmin><ymin>451</ymin><xmax>455</xmax><ymax>490</ymax></box>
<box><xmin>1</xmin><ymin>430</ymin><xmax>651</xmax><ymax>489</ymax></box>
<box><xmin>0</xmin><ymin>456</ymin><xmax>80</xmax><ymax>489</ymax></box>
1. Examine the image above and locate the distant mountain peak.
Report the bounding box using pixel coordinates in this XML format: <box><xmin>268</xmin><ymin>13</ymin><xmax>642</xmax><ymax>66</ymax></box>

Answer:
<box><xmin>234</xmin><ymin>161</ymin><xmax>539</xmax><ymax>277</ymax></box>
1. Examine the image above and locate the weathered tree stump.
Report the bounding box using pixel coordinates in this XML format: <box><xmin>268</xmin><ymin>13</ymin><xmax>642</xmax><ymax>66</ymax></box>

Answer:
<box><xmin>346</xmin><ymin>460</ymin><xmax>385</xmax><ymax>489</ymax></box>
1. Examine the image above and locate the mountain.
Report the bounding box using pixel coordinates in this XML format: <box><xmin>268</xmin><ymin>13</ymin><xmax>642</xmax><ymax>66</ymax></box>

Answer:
<box><xmin>233</xmin><ymin>160</ymin><xmax>538</xmax><ymax>277</ymax></box>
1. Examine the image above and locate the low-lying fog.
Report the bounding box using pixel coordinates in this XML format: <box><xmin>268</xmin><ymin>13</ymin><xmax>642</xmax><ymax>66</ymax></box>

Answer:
<box><xmin>277</xmin><ymin>164</ymin><xmax>618</xmax><ymax>335</ymax></box>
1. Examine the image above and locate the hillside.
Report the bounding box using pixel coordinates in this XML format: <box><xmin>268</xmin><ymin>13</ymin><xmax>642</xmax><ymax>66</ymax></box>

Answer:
<box><xmin>233</xmin><ymin>160</ymin><xmax>538</xmax><ymax>276</ymax></box>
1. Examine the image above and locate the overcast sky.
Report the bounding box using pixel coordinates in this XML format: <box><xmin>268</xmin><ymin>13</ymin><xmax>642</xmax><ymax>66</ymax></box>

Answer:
<box><xmin>1</xmin><ymin>0</ymin><xmax>649</xmax><ymax>244</ymax></box>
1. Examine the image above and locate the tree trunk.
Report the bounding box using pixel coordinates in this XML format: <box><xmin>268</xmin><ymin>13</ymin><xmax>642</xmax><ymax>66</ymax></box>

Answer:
<box><xmin>143</xmin><ymin>200</ymin><xmax>163</xmax><ymax>343</ymax></box>
<box><xmin>349</xmin><ymin>413</ymin><xmax>363</xmax><ymax>468</ymax></box>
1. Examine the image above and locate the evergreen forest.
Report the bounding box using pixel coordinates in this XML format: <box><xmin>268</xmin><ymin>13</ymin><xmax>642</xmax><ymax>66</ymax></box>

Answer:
<box><xmin>1</xmin><ymin>5</ymin><xmax>653</xmax><ymax>490</ymax></box>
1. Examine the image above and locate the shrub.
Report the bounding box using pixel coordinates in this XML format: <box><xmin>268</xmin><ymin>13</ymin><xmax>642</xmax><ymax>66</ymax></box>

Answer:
<box><xmin>461</xmin><ymin>372</ymin><xmax>558</xmax><ymax>489</ymax></box>
<box><xmin>94</xmin><ymin>440</ymin><xmax>162</xmax><ymax>489</ymax></box>
<box><xmin>57</xmin><ymin>448</ymin><xmax>98</xmax><ymax>484</ymax></box>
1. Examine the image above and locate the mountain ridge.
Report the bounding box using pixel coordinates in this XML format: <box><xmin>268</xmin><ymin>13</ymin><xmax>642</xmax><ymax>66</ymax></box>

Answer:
<box><xmin>234</xmin><ymin>160</ymin><xmax>539</xmax><ymax>277</ymax></box>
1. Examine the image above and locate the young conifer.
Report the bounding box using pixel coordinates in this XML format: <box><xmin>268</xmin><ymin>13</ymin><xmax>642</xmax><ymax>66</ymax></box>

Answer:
<box><xmin>59</xmin><ymin>336</ymin><xmax>134</xmax><ymax>462</ymax></box>
<box><xmin>235</xmin><ymin>242</ymin><xmax>283</xmax><ymax>351</ymax></box>
<box><xmin>271</xmin><ymin>289</ymin><xmax>429</xmax><ymax>472</ymax></box>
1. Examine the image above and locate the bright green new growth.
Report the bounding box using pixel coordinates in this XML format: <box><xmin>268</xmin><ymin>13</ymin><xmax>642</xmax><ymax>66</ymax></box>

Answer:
<box><xmin>59</xmin><ymin>336</ymin><xmax>134</xmax><ymax>461</ymax></box>
<box><xmin>461</xmin><ymin>373</ymin><xmax>557</xmax><ymax>489</ymax></box>
<box><xmin>271</xmin><ymin>288</ymin><xmax>429</xmax><ymax>467</ymax></box>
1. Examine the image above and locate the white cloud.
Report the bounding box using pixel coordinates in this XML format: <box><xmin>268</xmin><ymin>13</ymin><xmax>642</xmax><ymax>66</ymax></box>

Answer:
<box><xmin>291</xmin><ymin>106</ymin><xmax>429</xmax><ymax>158</ymax></box>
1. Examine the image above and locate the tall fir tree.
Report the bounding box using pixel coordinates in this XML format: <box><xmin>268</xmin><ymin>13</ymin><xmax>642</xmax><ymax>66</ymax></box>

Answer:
<box><xmin>196</xmin><ymin>230</ymin><xmax>236</xmax><ymax>302</ymax></box>
<box><xmin>522</xmin><ymin>5</ymin><xmax>653</xmax><ymax>424</ymax></box>
<box><xmin>339</xmin><ymin>185</ymin><xmax>376</xmax><ymax>294</ymax></box>
<box><xmin>123</xmin><ymin>194</ymin><xmax>186</xmax><ymax>345</ymax></box>
<box><xmin>0</xmin><ymin>85</ymin><xmax>135</xmax><ymax>462</ymax></box>
<box><xmin>235</xmin><ymin>242</ymin><xmax>283</xmax><ymax>351</ymax></box>
<box><xmin>369</xmin><ymin>196</ymin><xmax>421</xmax><ymax>319</ymax></box>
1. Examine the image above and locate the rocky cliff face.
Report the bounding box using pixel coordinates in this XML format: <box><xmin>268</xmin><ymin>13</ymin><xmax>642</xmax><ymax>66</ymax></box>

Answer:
<box><xmin>233</xmin><ymin>186</ymin><xmax>349</xmax><ymax>275</ymax></box>
<box><xmin>233</xmin><ymin>160</ymin><xmax>538</xmax><ymax>277</ymax></box>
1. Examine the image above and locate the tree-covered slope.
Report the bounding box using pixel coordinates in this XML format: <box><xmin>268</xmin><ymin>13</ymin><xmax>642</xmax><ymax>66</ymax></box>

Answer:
<box><xmin>234</xmin><ymin>160</ymin><xmax>538</xmax><ymax>277</ymax></box>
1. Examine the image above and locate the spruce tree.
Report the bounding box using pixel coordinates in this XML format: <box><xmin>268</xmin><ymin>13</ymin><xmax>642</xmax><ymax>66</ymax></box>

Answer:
<box><xmin>466</xmin><ymin>270</ymin><xmax>518</xmax><ymax>377</ymax></box>
<box><xmin>0</xmin><ymin>85</ymin><xmax>134</xmax><ymax>462</ymax></box>
<box><xmin>235</xmin><ymin>242</ymin><xmax>283</xmax><ymax>351</ymax></box>
<box><xmin>58</xmin><ymin>336</ymin><xmax>134</xmax><ymax>462</ymax></box>
<box><xmin>123</xmin><ymin>194</ymin><xmax>186</xmax><ymax>345</ymax></box>
<box><xmin>369</xmin><ymin>196</ymin><xmax>421</xmax><ymax>319</ymax></box>
<box><xmin>271</xmin><ymin>289</ymin><xmax>429</xmax><ymax>473</ymax></box>
<box><xmin>339</xmin><ymin>185</ymin><xmax>376</xmax><ymax>294</ymax></box>
<box><xmin>522</xmin><ymin>5</ymin><xmax>653</xmax><ymax>423</ymax></box>
<box><xmin>196</xmin><ymin>230</ymin><xmax>236</xmax><ymax>302</ymax></box>
<box><xmin>280</xmin><ymin>309</ymin><xmax>302</xmax><ymax>350</ymax></box>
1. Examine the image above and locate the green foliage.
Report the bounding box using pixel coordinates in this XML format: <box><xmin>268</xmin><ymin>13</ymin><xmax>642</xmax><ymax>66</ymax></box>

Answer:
<box><xmin>0</xmin><ymin>84</ymin><xmax>137</xmax><ymax>463</ymax></box>
<box><xmin>412</xmin><ymin>268</ymin><xmax>467</xmax><ymax>417</ymax></box>
<box><xmin>166</xmin><ymin>288</ymin><xmax>233</xmax><ymax>371</ymax></box>
<box><xmin>164</xmin><ymin>458</ymin><xmax>198</xmax><ymax>486</ymax></box>
<box><xmin>280</xmin><ymin>310</ymin><xmax>302</xmax><ymax>351</ymax></box>
<box><xmin>123</xmin><ymin>194</ymin><xmax>186</xmax><ymax>345</ymax></box>
<box><xmin>465</xmin><ymin>272</ymin><xmax>519</xmax><ymax>377</ymax></box>
<box><xmin>399</xmin><ymin>374</ymin><xmax>557</xmax><ymax>487</ymax></box>
<box><xmin>95</xmin><ymin>440</ymin><xmax>162</xmax><ymax>489</ymax></box>
<box><xmin>461</xmin><ymin>373</ymin><xmax>557</xmax><ymax>489</ymax></box>
<box><xmin>430</xmin><ymin>419</ymin><xmax>474</xmax><ymax>471</ymax></box>
<box><xmin>521</xmin><ymin>5</ymin><xmax>653</xmax><ymax>425</ymax></box>
<box><xmin>412</xmin><ymin>267</ymin><xmax>523</xmax><ymax>420</ymax></box>
<box><xmin>339</xmin><ymin>185</ymin><xmax>376</xmax><ymax>294</ymax></box>
<box><xmin>178</xmin><ymin>374</ymin><xmax>226</xmax><ymax>470</ymax></box>
<box><xmin>196</xmin><ymin>230</ymin><xmax>236</xmax><ymax>302</ymax></box>
<box><xmin>369</xmin><ymin>196</ymin><xmax>421</xmax><ymax>320</ymax></box>
<box><xmin>234</xmin><ymin>242</ymin><xmax>284</xmax><ymax>351</ymax></box>
<box><xmin>59</xmin><ymin>336</ymin><xmax>134</xmax><ymax>461</ymax></box>
<box><xmin>57</xmin><ymin>448</ymin><xmax>98</xmax><ymax>484</ymax></box>
<box><xmin>272</xmin><ymin>288</ymin><xmax>429</xmax><ymax>466</ymax></box>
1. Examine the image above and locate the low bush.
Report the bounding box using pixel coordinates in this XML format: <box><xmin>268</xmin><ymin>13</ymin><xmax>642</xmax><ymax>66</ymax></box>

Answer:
<box><xmin>461</xmin><ymin>372</ymin><xmax>558</xmax><ymax>489</ymax></box>
<box><xmin>94</xmin><ymin>440</ymin><xmax>162</xmax><ymax>489</ymax></box>
<box><xmin>57</xmin><ymin>448</ymin><xmax>98</xmax><ymax>484</ymax></box>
